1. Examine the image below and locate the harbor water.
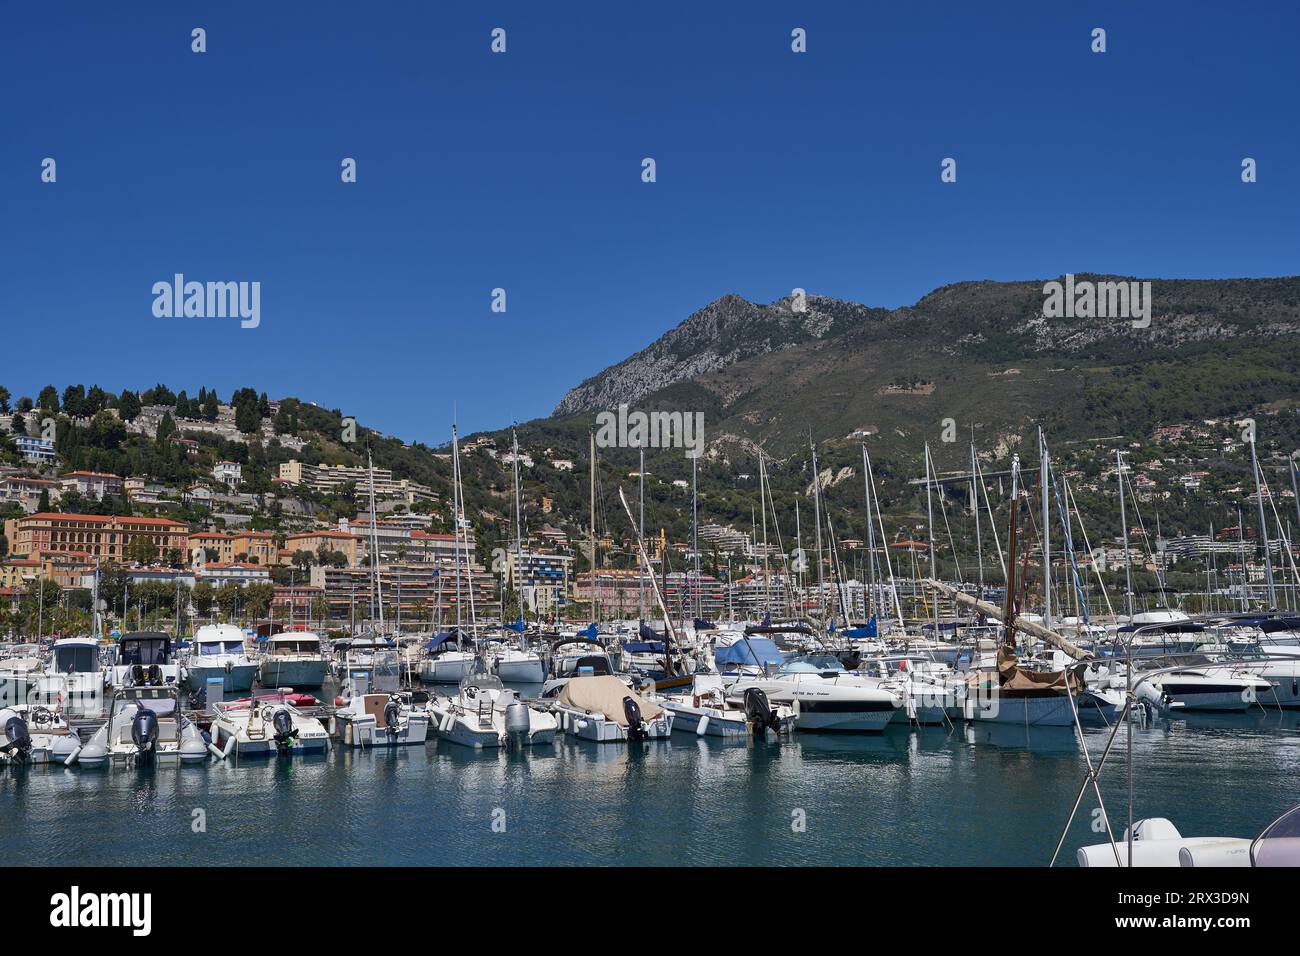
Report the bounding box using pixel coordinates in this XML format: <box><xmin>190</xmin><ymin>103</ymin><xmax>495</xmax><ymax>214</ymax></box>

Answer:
<box><xmin>4</xmin><ymin>704</ymin><xmax>1299</xmax><ymax>866</ymax></box>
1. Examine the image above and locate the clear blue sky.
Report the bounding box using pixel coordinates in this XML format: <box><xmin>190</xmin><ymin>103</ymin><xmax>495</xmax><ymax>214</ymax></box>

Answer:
<box><xmin>3</xmin><ymin>1</ymin><xmax>1296</xmax><ymax>443</ymax></box>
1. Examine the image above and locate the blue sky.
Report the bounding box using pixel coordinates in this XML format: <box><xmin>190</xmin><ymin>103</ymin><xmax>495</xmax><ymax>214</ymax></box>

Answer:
<box><xmin>3</xmin><ymin>1</ymin><xmax>1296</xmax><ymax>443</ymax></box>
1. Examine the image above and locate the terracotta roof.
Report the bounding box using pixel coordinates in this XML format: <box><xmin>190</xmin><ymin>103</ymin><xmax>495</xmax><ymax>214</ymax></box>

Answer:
<box><xmin>22</xmin><ymin>512</ymin><xmax>186</xmax><ymax>527</ymax></box>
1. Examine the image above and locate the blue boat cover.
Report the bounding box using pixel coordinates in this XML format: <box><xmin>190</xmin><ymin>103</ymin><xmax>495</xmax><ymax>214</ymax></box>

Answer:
<box><xmin>623</xmin><ymin>641</ymin><xmax>665</xmax><ymax>653</ymax></box>
<box><xmin>714</xmin><ymin>637</ymin><xmax>784</xmax><ymax>667</ymax></box>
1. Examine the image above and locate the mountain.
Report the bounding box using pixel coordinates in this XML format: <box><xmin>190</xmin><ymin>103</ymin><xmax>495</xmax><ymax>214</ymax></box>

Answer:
<box><xmin>550</xmin><ymin>276</ymin><xmax>1300</xmax><ymax>461</ymax></box>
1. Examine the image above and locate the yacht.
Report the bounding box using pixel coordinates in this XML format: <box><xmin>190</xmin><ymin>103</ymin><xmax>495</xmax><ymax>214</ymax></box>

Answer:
<box><xmin>538</xmin><ymin>638</ymin><xmax>619</xmax><ymax>697</ymax></box>
<box><xmin>107</xmin><ymin>632</ymin><xmax>183</xmax><ymax>691</ymax></box>
<box><xmin>211</xmin><ymin>691</ymin><xmax>330</xmax><ymax>758</ymax></box>
<box><xmin>1139</xmin><ymin>659</ymin><xmax>1272</xmax><ymax>712</ymax></box>
<box><xmin>547</xmin><ymin>674</ymin><xmax>673</xmax><ymax>742</ymax></box>
<box><xmin>187</xmin><ymin>624</ymin><xmax>258</xmax><ymax>694</ymax></box>
<box><xmin>333</xmin><ymin>691</ymin><xmax>431</xmax><ymax>747</ymax></box>
<box><xmin>429</xmin><ymin>670</ymin><xmax>558</xmax><ymax>748</ymax></box>
<box><xmin>724</xmin><ymin>656</ymin><xmax>902</xmax><ymax>732</ymax></box>
<box><xmin>258</xmin><ymin>631</ymin><xmax>330</xmax><ymax>688</ymax></box>
<box><xmin>75</xmin><ymin>683</ymin><xmax>210</xmax><ymax>768</ymax></box>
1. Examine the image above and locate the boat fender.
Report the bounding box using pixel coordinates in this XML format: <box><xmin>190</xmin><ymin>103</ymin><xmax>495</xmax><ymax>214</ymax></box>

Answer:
<box><xmin>440</xmin><ymin>712</ymin><xmax>456</xmax><ymax>734</ymax></box>
<box><xmin>696</xmin><ymin>715</ymin><xmax>710</xmax><ymax>736</ymax></box>
<box><xmin>221</xmin><ymin>732</ymin><xmax>238</xmax><ymax>759</ymax></box>
<box><xmin>63</xmin><ymin>744</ymin><xmax>82</xmax><ymax>767</ymax></box>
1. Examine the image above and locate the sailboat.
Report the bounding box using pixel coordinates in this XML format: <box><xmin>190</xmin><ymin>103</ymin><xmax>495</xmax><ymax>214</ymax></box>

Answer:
<box><xmin>492</xmin><ymin>427</ymin><xmax>547</xmax><ymax>683</ymax></box>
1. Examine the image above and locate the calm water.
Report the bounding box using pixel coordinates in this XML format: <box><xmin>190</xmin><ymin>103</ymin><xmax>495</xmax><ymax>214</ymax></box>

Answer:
<box><xmin>5</xmin><ymin>709</ymin><xmax>1300</xmax><ymax>866</ymax></box>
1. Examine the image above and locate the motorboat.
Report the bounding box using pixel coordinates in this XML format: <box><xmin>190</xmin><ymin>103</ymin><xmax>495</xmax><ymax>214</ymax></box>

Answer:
<box><xmin>336</xmin><ymin>641</ymin><xmax>403</xmax><ymax>695</ymax></box>
<box><xmin>428</xmin><ymin>669</ymin><xmax>558</xmax><ymax>748</ymax></box>
<box><xmin>961</xmin><ymin>646</ymin><xmax>1081</xmax><ymax>727</ymax></box>
<box><xmin>489</xmin><ymin>643</ymin><xmax>547</xmax><ymax>684</ymax></box>
<box><xmin>1138</xmin><ymin>658</ymin><xmax>1272</xmax><ymax>713</ymax></box>
<box><xmin>333</xmin><ymin>691</ymin><xmax>431</xmax><ymax>748</ymax></box>
<box><xmin>724</xmin><ymin>656</ymin><xmax>901</xmax><ymax>732</ymax></box>
<box><xmin>258</xmin><ymin>631</ymin><xmax>330</xmax><ymax>688</ymax></box>
<box><xmin>418</xmin><ymin>632</ymin><xmax>477</xmax><ymax>684</ymax></box>
<box><xmin>859</xmin><ymin>654</ymin><xmax>965</xmax><ymax>725</ymax></box>
<box><xmin>0</xmin><ymin>643</ymin><xmax>44</xmax><ymax>710</ymax></box>
<box><xmin>0</xmin><ymin>704</ymin><xmax>82</xmax><ymax>765</ymax></box>
<box><xmin>546</xmin><ymin>674</ymin><xmax>673</xmax><ymax>742</ymax></box>
<box><xmin>37</xmin><ymin>637</ymin><xmax>107</xmax><ymax>718</ymax></box>
<box><xmin>107</xmin><ymin>632</ymin><xmax>183</xmax><ymax>692</ymax></box>
<box><xmin>211</xmin><ymin>691</ymin><xmax>330</xmax><ymax>758</ymax></box>
<box><xmin>187</xmin><ymin>624</ymin><xmax>258</xmax><ymax>694</ymax></box>
<box><xmin>538</xmin><ymin>639</ymin><xmax>620</xmax><ymax>698</ymax></box>
<box><xmin>1078</xmin><ymin>804</ymin><xmax>1300</xmax><ymax>867</ymax></box>
<box><xmin>75</xmin><ymin>682</ymin><xmax>210</xmax><ymax>768</ymax></box>
<box><xmin>656</xmin><ymin>673</ymin><xmax>794</xmax><ymax>738</ymax></box>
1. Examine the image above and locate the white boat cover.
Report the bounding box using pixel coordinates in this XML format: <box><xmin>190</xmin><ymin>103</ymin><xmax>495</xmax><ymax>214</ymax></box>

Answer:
<box><xmin>556</xmin><ymin>676</ymin><xmax>664</xmax><ymax>725</ymax></box>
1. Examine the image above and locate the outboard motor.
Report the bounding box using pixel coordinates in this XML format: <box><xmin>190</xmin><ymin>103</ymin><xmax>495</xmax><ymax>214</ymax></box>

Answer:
<box><xmin>271</xmin><ymin>706</ymin><xmax>297</xmax><ymax>753</ymax></box>
<box><xmin>130</xmin><ymin>664</ymin><xmax>145</xmax><ymax>686</ymax></box>
<box><xmin>1</xmin><ymin>711</ymin><xmax>33</xmax><ymax>762</ymax></box>
<box><xmin>743</xmin><ymin>687</ymin><xmax>781</xmax><ymax>736</ymax></box>
<box><xmin>622</xmin><ymin>696</ymin><xmax>647</xmax><ymax>742</ymax></box>
<box><xmin>504</xmin><ymin>698</ymin><xmax>531</xmax><ymax>743</ymax></box>
<box><xmin>131</xmin><ymin>708</ymin><xmax>159</xmax><ymax>764</ymax></box>
<box><xmin>383</xmin><ymin>696</ymin><xmax>402</xmax><ymax>736</ymax></box>
<box><xmin>146</xmin><ymin>663</ymin><xmax>162</xmax><ymax>686</ymax></box>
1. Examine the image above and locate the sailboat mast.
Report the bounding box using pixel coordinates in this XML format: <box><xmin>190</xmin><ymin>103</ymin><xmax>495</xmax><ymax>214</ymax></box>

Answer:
<box><xmin>759</xmin><ymin>452</ymin><xmax>771</xmax><ymax>616</ymax></box>
<box><xmin>691</xmin><ymin>453</ymin><xmax>700</xmax><ymax>620</ymax></box>
<box><xmin>367</xmin><ymin>448</ymin><xmax>384</xmax><ymax>634</ymax></box>
<box><xmin>638</xmin><ymin>447</ymin><xmax>646</xmax><ymax>621</ymax></box>
<box><xmin>861</xmin><ymin>445</ymin><xmax>877</xmax><ymax>622</ymax></box>
<box><xmin>810</xmin><ymin>441</ymin><xmax>825</xmax><ymax>621</ymax></box>
<box><xmin>589</xmin><ymin>431</ymin><xmax>598</xmax><ymax>623</ymax></box>
<box><xmin>971</xmin><ymin>438</ymin><xmax>984</xmax><ymax>600</ymax></box>
<box><xmin>1117</xmin><ymin>450</ymin><xmax>1134</xmax><ymax>620</ymax></box>
<box><xmin>1249</xmin><ymin>431</ymin><xmax>1277</xmax><ymax>607</ymax></box>
<box><xmin>511</xmin><ymin>426</ymin><xmax>526</xmax><ymax>643</ymax></box>
<box><xmin>1040</xmin><ymin>428</ymin><xmax>1052</xmax><ymax>632</ymax></box>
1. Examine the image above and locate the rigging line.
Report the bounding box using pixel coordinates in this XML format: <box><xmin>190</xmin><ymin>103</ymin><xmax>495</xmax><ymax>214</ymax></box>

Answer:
<box><xmin>1256</xmin><ymin>466</ymin><xmax>1300</xmax><ymax>590</ymax></box>
<box><xmin>930</xmin><ymin>451</ymin><xmax>965</xmax><ymax>583</ymax></box>
<box><xmin>1049</xmin><ymin>465</ymin><xmax>1090</xmax><ymax>624</ymax></box>
<box><xmin>975</xmin><ymin>454</ymin><xmax>1008</xmax><ymax>584</ymax></box>
<box><xmin>865</xmin><ymin>449</ymin><xmax>907</xmax><ymax>628</ymax></box>
<box><xmin>1064</xmin><ymin>475</ymin><xmax>1117</xmax><ymax>620</ymax></box>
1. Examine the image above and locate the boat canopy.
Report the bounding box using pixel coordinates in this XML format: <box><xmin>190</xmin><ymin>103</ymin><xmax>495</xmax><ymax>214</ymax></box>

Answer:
<box><xmin>715</xmin><ymin>637</ymin><xmax>784</xmax><ymax>668</ymax></box>
<box><xmin>555</xmin><ymin>675</ymin><xmax>663</xmax><ymax>725</ymax></box>
<box><xmin>423</xmin><ymin>632</ymin><xmax>462</xmax><ymax>651</ymax></box>
<box><xmin>622</xmin><ymin>641</ymin><xmax>665</xmax><ymax>654</ymax></box>
<box><xmin>118</xmin><ymin>633</ymin><xmax>172</xmax><ymax>666</ymax></box>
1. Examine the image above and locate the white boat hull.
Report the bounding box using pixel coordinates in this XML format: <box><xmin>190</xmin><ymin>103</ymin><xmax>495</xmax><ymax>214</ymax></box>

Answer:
<box><xmin>259</xmin><ymin>658</ymin><xmax>331</xmax><ymax>688</ymax></box>
<box><xmin>188</xmin><ymin>662</ymin><xmax>258</xmax><ymax>693</ymax></box>
<box><xmin>494</xmin><ymin>658</ymin><xmax>547</xmax><ymax>683</ymax></box>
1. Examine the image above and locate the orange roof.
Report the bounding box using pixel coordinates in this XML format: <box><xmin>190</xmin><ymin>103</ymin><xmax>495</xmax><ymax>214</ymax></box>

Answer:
<box><xmin>188</xmin><ymin>531</ymin><xmax>232</xmax><ymax>540</ymax></box>
<box><xmin>287</xmin><ymin>530</ymin><xmax>355</xmax><ymax>540</ymax></box>
<box><xmin>22</xmin><ymin>512</ymin><xmax>186</xmax><ymax>527</ymax></box>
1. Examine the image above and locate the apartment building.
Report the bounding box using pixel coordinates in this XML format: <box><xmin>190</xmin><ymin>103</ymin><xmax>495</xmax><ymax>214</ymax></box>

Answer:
<box><xmin>5</xmin><ymin>512</ymin><xmax>189</xmax><ymax>562</ymax></box>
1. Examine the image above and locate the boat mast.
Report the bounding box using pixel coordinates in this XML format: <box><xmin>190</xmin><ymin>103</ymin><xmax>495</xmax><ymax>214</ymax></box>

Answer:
<box><xmin>691</xmin><ymin>453</ymin><xmax>700</xmax><ymax>621</ymax></box>
<box><xmin>971</xmin><ymin>437</ymin><xmax>984</xmax><ymax>601</ymax></box>
<box><xmin>1116</xmin><ymin>450</ymin><xmax>1134</xmax><ymax>620</ymax></box>
<box><xmin>758</xmin><ymin>451</ymin><xmax>771</xmax><ymax>616</ymax></box>
<box><xmin>589</xmin><ymin>431</ymin><xmax>598</xmax><ymax>624</ymax></box>
<box><xmin>862</xmin><ymin>445</ymin><xmax>877</xmax><ymax>624</ymax></box>
<box><xmin>638</xmin><ymin>446</ymin><xmax>645</xmax><ymax>622</ymax></box>
<box><xmin>511</xmin><ymin>425</ymin><xmax>526</xmax><ymax>643</ymax></box>
<box><xmin>924</xmin><ymin>442</ymin><xmax>939</xmax><ymax>642</ymax></box>
<box><xmin>367</xmin><ymin>447</ymin><xmax>384</xmax><ymax>636</ymax></box>
<box><xmin>1249</xmin><ymin>430</ymin><xmax>1277</xmax><ymax>608</ymax></box>
<box><xmin>810</xmin><ymin>439</ymin><xmax>825</xmax><ymax>623</ymax></box>
<box><xmin>1040</xmin><ymin>427</ymin><xmax>1052</xmax><ymax>632</ymax></box>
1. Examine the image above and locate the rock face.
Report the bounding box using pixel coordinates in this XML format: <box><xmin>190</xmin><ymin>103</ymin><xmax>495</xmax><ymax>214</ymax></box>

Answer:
<box><xmin>553</xmin><ymin>293</ymin><xmax>881</xmax><ymax>415</ymax></box>
<box><xmin>550</xmin><ymin>275</ymin><xmax>1300</xmax><ymax>455</ymax></box>
<box><xmin>555</xmin><ymin>277</ymin><xmax>1300</xmax><ymax>417</ymax></box>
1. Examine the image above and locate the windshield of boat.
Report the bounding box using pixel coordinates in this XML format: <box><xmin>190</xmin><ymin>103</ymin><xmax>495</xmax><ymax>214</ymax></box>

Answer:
<box><xmin>198</xmin><ymin>641</ymin><xmax>244</xmax><ymax>656</ymax></box>
<box><xmin>52</xmin><ymin>645</ymin><xmax>98</xmax><ymax>673</ymax></box>
<box><xmin>271</xmin><ymin>640</ymin><xmax>319</xmax><ymax>655</ymax></box>
<box><xmin>120</xmin><ymin>639</ymin><xmax>169</xmax><ymax>666</ymax></box>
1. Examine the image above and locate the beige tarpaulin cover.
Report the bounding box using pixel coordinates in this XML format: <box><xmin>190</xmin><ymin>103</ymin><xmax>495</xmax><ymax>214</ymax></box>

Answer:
<box><xmin>556</xmin><ymin>676</ymin><xmax>664</xmax><ymax>725</ymax></box>
<box><xmin>995</xmin><ymin>646</ymin><xmax>1080</xmax><ymax>696</ymax></box>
